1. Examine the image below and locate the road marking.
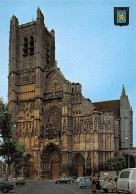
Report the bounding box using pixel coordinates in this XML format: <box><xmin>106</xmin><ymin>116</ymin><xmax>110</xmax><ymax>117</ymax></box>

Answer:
<box><xmin>59</xmin><ymin>185</ymin><xmax>79</xmax><ymax>194</ymax></box>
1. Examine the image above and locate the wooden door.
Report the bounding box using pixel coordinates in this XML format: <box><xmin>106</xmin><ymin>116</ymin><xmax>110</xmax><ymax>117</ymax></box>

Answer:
<box><xmin>29</xmin><ymin>165</ymin><xmax>34</xmax><ymax>179</ymax></box>
<box><xmin>78</xmin><ymin>165</ymin><xmax>83</xmax><ymax>177</ymax></box>
<box><xmin>52</xmin><ymin>163</ymin><xmax>59</xmax><ymax>179</ymax></box>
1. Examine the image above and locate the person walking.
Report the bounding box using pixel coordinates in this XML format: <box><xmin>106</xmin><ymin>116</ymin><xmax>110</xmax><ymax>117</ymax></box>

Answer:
<box><xmin>91</xmin><ymin>174</ymin><xmax>96</xmax><ymax>193</ymax></box>
<box><xmin>96</xmin><ymin>175</ymin><xmax>100</xmax><ymax>190</ymax></box>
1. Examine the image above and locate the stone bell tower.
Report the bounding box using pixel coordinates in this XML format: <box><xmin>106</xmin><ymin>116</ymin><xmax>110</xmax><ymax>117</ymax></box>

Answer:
<box><xmin>120</xmin><ymin>85</ymin><xmax>133</xmax><ymax>148</ymax></box>
<box><xmin>8</xmin><ymin>8</ymin><xmax>56</xmax><ymax>179</ymax></box>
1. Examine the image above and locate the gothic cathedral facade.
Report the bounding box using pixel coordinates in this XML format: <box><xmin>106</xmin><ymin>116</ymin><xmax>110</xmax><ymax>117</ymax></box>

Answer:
<box><xmin>8</xmin><ymin>8</ymin><xmax>133</xmax><ymax>180</ymax></box>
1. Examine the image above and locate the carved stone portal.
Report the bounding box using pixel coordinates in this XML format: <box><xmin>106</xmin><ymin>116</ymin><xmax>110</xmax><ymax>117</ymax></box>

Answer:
<box><xmin>40</xmin><ymin>143</ymin><xmax>61</xmax><ymax>170</ymax></box>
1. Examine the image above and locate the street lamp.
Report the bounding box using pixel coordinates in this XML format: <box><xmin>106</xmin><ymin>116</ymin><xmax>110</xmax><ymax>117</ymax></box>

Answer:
<box><xmin>126</xmin><ymin>138</ymin><xmax>130</xmax><ymax>168</ymax></box>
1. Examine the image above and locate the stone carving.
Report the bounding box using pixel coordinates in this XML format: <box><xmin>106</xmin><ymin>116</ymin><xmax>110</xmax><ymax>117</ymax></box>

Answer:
<box><xmin>40</xmin><ymin>143</ymin><xmax>61</xmax><ymax>163</ymax></box>
<box><xmin>45</xmin><ymin>106</ymin><xmax>61</xmax><ymax>140</ymax></box>
<box><xmin>72</xmin><ymin>153</ymin><xmax>85</xmax><ymax>166</ymax></box>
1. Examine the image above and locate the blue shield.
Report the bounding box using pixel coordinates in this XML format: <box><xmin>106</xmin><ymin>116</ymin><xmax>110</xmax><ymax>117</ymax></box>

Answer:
<box><xmin>117</xmin><ymin>11</ymin><xmax>126</xmax><ymax>24</ymax></box>
<box><xmin>114</xmin><ymin>7</ymin><xmax>129</xmax><ymax>26</ymax></box>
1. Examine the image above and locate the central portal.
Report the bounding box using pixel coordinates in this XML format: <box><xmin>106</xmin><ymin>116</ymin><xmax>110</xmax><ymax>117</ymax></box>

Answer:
<box><xmin>41</xmin><ymin>143</ymin><xmax>61</xmax><ymax>179</ymax></box>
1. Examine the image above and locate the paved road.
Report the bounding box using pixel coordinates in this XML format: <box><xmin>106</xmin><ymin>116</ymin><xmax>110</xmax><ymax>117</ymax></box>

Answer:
<box><xmin>6</xmin><ymin>181</ymin><xmax>119</xmax><ymax>194</ymax></box>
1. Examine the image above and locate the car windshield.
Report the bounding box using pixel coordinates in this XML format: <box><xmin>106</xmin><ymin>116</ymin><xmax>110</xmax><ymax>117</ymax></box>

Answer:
<box><xmin>0</xmin><ymin>179</ymin><xmax>8</xmax><ymax>184</ymax></box>
<box><xmin>120</xmin><ymin>171</ymin><xmax>130</xmax><ymax>178</ymax></box>
<box><xmin>80</xmin><ymin>178</ymin><xmax>85</xmax><ymax>181</ymax></box>
<box><xmin>59</xmin><ymin>177</ymin><xmax>64</xmax><ymax>180</ymax></box>
<box><xmin>86</xmin><ymin>178</ymin><xmax>91</xmax><ymax>181</ymax></box>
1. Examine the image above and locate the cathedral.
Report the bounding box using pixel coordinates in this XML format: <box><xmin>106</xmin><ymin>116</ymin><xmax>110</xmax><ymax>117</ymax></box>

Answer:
<box><xmin>8</xmin><ymin>8</ymin><xmax>133</xmax><ymax>180</ymax></box>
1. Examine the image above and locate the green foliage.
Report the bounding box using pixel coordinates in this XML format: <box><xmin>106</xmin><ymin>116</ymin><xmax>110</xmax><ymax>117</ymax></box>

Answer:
<box><xmin>0</xmin><ymin>141</ymin><xmax>16</xmax><ymax>163</ymax></box>
<box><xmin>0</xmin><ymin>98</ymin><xmax>13</xmax><ymax>141</ymax></box>
<box><xmin>12</xmin><ymin>143</ymin><xmax>25</xmax><ymax>176</ymax></box>
<box><xmin>122</xmin><ymin>152</ymin><xmax>136</xmax><ymax>168</ymax></box>
<box><xmin>0</xmin><ymin>97</ymin><xmax>25</xmax><ymax>177</ymax></box>
<box><xmin>105</xmin><ymin>156</ymin><xmax>126</xmax><ymax>172</ymax></box>
<box><xmin>0</xmin><ymin>140</ymin><xmax>25</xmax><ymax>177</ymax></box>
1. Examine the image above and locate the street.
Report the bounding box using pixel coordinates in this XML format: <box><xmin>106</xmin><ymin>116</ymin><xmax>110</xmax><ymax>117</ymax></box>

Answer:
<box><xmin>5</xmin><ymin>181</ymin><xmax>119</xmax><ymax>194</ymax></box>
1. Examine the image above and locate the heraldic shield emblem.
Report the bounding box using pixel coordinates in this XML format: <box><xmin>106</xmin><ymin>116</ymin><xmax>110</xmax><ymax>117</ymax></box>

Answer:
<box><xmin>114</xmin><ymin>7</ymin><xmax>129</xmax><ymax>26</ymax></box>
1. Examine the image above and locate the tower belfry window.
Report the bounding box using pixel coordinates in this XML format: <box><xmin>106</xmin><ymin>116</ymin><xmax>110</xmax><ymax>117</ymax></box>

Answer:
<box><xmin>29</xmin><ymin>36</ymin><xmax>34</xmax><ymax>55</ymax></box>
<box><xmin>23</xmin><ymin>37</ymin><xmax>28</xmax><ymax>56</ymax></box>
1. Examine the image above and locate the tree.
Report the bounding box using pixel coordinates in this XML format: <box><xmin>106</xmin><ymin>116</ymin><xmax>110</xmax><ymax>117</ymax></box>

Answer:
<box><xmin>0</xmin><ymin>97</ymin><xmax>25</xmax><ymax>178</ymax></box>
<box><xmin>122</xmin><ymin>152</ymin><xmax>135</xmax><ymax>168</ymax></box>
<box><xmin>105</xmin><ymin>156</ymin><xmax>126</xmax><ymax>174</ymax></box>
<box><xmin>0</xmin><ymin>141</ymin><xmax>16</xmax><ymax>176</ymax></box>
<box><xmin>0</xmin><ymin>98</ymin><xmax>13</xmax><ymax>141</ymax></box>
<box><xmin>11</xmin><ymin>143</ymin><xmax>25</xmax><ymax>176</ymax></box>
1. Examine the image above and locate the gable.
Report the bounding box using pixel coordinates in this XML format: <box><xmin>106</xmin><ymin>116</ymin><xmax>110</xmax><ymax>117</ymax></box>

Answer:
<box><xmin>45</xmin><ymin>71</ymin><xmax>64</xmax><ymax>93</ymax></box>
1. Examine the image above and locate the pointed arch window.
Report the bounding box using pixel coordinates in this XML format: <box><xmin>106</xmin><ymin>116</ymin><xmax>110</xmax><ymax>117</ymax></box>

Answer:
<box><xmin>23</xmin><ymin>37</ymin><xmax>28</xmax><ymax>56</ymax></box>
<box><xmin>29</xmin><ymin>36</ymin><xmax>34</xmax><ymax>55</ymax></box>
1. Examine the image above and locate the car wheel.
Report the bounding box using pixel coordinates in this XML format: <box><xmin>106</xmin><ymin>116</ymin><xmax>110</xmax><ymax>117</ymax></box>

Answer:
<box><xmin>103</xmin><ymin>189</ymin><xmax>108</xmax><ymax>193</ymax></box>
<box><xmin>108</xmin><ymin>189</ymin><xmax>112</xmax><ymax>192</ymax></box>
<box><xmin>2</xmin><ymin>189</ymin><xmax>9</xmax><ymax>193</ymax></box>
<box><xmin>80</xmin><ymin>186</ymin><xmax>83</xmax><ymax>189</ymax></box>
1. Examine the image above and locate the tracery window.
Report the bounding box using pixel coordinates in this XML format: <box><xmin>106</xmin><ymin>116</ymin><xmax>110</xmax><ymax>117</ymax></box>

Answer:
<box><xmin>23</xmin><ymin>37</ymin><xmax>28</xmax><ymax>56</ymax></box>
<box><xmin>45</xmin><ymin>107</ymin><xmax>61</xmax><ymax>140</ymax></box>
<box><xmin>29</xmin><ymin>36</ymin><xmax>34</xmax><ymax>55</ymax></box>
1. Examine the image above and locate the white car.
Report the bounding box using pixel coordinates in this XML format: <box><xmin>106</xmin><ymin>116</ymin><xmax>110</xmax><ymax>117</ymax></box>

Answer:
<box><xmin>117</xmin><ymin>168</ymin><xmax>136</xmax><ymax>193</ymax></box>
<box><xmin>102</xmin><ymin>176</ymin><xmax>118</xmax><ymax>193</ymax></box>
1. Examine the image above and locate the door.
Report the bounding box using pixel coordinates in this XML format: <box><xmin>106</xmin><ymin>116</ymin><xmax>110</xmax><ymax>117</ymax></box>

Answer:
<box><xmin>78</xmin><ymin>165</ymin><xmax>83</xmax><ymax>177</ymax></box>
<box><xmin>29</xmin><ymin>165</ymin><xmax>34</xmax><ymax>179</ymax></box>
<box><xmin>52</xmin><ymin>163</ymin><xmax>59</xmax><ymax>179</ymax></box>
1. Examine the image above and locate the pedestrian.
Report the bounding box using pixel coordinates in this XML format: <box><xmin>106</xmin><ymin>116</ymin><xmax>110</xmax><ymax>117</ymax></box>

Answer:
<box><xmin>91</xmin><ymin>174</ymin><xmax>96</xmax><ymax>193</ymax></box>
<box><xmin>96</xmin><ymin>175</ymin><xmax>100</xmax><ymax>190</ymax></box>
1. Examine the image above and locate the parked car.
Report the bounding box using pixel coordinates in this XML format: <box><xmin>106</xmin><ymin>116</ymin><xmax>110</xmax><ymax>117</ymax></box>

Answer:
<box><xmin>100</xmin><ymin>177</ymin><xmax>110</xmax><ymax>188</ymax></box>
<box><xmin>55</xmin><ymin>177</ymin><xmax>71</xmax><ymax>184</ymax></box>
<box><xmin>102</xmin><ymin>176</ymin><xmax>118</xmax><ymax>193</ymax></box>
<box><xmin>76</xmin><ymin>177</ymin><xmax>84</xmax><ymax>184</ymax></box>
<box><xmin>65</xmin><ymin>177</ymin><xmax>74</xmax><ymax>183</ymax></box>
<box><xmin>8</xmin><ymin>178</ymin><xmax>17</xmax><ymax>187</ymax></box>
<box><xmin>16</xmin><ymin>177</ymin><xmax>26</xmax><ymax>185</ymax></box>
<box><xmin>117</xmin><ymin>168</ymin><xmax>136</xmax><ymax>194</ymax></box>
<box><xmin>78</xmin><ymin>177</ymin><xmax>92</xmax><ymax>189</ymax></box>
<box><xmin>0</xmin><ymin>179</ymin><xmax>14</xmax><ymax>193</ymax></box>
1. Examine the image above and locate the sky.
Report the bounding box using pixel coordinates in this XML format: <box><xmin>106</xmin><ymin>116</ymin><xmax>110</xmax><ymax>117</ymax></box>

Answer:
<box><xmin>0</xmin><ymin>0</ymin><xmax>136</xmax><ymax>145</ymax></box>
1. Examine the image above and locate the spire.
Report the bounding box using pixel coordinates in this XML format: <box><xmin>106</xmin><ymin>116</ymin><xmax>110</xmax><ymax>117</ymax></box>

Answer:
<box><xmin>10</xmin><ymin>15</ymin><xmax>19</xmax><ymax>26</ymax></box>
<box><xmin>121</xmin><ymin>84</ymin><xmax>126</xmax><ymax>98</ymax></box>
<box><xmin>120</xmin><ymin>85</ymin><xmax>130</xmax><ymax>108</ymax></box>
<box><xmin>37</xmin><ymin>7</ymin><xmax>44</xmax><ymax>23</ymax></box>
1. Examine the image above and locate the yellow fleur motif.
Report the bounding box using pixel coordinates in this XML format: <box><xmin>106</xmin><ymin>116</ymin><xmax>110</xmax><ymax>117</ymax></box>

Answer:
<box><xmin>118</xmin><ymin>13</ymin><xmax>125</xmax><ymax>22</ymax></box>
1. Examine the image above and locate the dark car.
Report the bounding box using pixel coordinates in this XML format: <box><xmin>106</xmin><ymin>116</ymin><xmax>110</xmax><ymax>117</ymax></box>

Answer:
<box><xmin>8</xmin><ymin>178</ymin><xmax>17</xmax><ymax>188</ymax></box>
<box><xmin>55</xmin><ymin>177</ymin><xmax>71</xmax><ymax>184</ymax></box>
<box><xmin>16</xmin><ymin>177</ymin><xmax>26</xmax><ymax>185</ymax></box>
<box><xmin>65</xmin><ymin>177</ymin><xmax>74</xmax><ymax>183</ymax></box>
<box><xmin>0</xmin><ymin>179</ymin><xmax>14</xmax><ymax>193</ymax></box>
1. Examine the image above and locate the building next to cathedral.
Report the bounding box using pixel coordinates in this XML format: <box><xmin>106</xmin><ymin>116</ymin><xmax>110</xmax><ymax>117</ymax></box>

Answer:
<box><xmin>8</xmin><ymin>8</ymin><xmax>133</xmax><ymax>180</ymax></box>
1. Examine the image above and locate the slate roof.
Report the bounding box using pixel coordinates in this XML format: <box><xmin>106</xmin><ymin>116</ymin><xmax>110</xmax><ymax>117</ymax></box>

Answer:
<box><xmin>92</xmin><ymin>100</ymin><xmax>120</xmax><ymax>119</ymax></box>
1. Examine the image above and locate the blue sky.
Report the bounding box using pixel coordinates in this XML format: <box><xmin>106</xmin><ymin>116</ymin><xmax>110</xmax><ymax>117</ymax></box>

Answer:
<box><xmin>0</xmin><ymin>0</ymin><xmax>136</xmax><ymax>145</ymax></box>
